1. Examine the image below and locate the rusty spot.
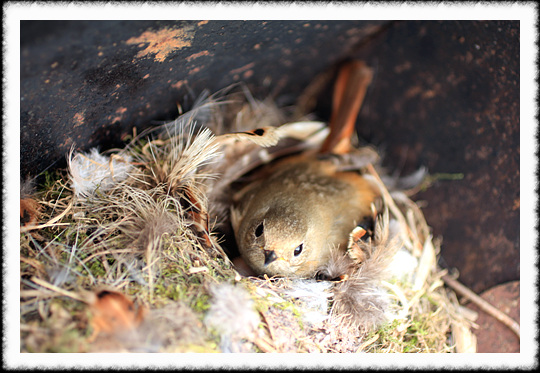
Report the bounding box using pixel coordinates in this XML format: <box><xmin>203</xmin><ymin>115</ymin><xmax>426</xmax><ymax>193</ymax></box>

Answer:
<box><xmin>109</xmin><ymin>107</ymin><xmax>127</xmax><ymax>124</ymax></box>
<box><xmin>404</xmin><ymin>85</ymin><xmax>422</xmax><ymax>99</ymax></box>
<box><xmin>476</xmin><ymin>145</ymin><xmax>492</xmax><ymax>160</ymax></box>
<box><xmin>171</xmin><ymin>80</ymin><xmax>187</xmax><ymax>89</ymax></box>
<box><xmin>422</xmin><ymin>90</ymin><xmax>436</xmax><ymax>99</ymax></box>
<box><xmin>50</xmin><ymin>61</ymin><xmax>59</xmax><ymax>69</ymax></box>
<box><xmin>230</xmin><ymin>62</ymin><xmax>255</xmax><ymax>75</ymax></box>
<box><xmin>243</xmin><ymin>70</ymin><xmax>254</xmax><ymax>79</ymax></box>
<box><xmin>73</xmin><ymin>112</ymin><xmax>85</xmax><ymax>128</ymax></box>
<box><xmin>142</xmin><ymin>74</ymin><xmax>150</xmax><ymax>79</ymax></box>
<box><xmin>61</xmin><ymin>137</ymin><xmax>73</xmax><ymax>148</ymax></box>
<box><xmin>197</xmin><ymin>20</ymin><xmax>209</xmax><ymax>26</ymax></box>
<box><xmin>186</xmin><ymin>50</ymin><xmax>212</xmax><ymax>62</ymax></box>
<box><xmin>189</xmin><ymin>66</ymin><xmax>201</xmax><ymax>75</ymax></box>
<box><xmin>394</xmin><ymin>61</ymin><xmax>412</xmax><ymax>74</ymax></box>
<box><xmin>126</xmin><ymin>26</ymin><xmax>195</xmax><ymax>63</ymax></box>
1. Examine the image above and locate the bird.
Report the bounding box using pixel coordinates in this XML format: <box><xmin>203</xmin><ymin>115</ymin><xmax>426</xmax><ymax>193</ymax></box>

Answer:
<box><xmin>230</xmin><ymin>60</ymin><xmax>379</xmax><ymax>278</ymax></box>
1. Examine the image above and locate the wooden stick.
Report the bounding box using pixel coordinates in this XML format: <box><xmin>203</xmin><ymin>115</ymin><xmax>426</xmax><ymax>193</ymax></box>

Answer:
<box><xmin>30</xmin><ymin>276</ymin><xmax>87</xmax><ymax>303</ymax></box>
<box><xmin>442</xmin><ymin>274</ymin><xmax>520</xmax><ymax>338</ymax></box>
<box><xmin>20</xmin><ymin>199</ymin><xmax>74</xmax><ymax>233</ymax></box>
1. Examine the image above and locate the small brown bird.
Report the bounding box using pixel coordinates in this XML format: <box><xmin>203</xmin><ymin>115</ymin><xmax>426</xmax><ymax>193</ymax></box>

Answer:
<box><xmin>231</xmin><ymin>61</ymin><xmax>378</xmax><ymax>278</ymax></box>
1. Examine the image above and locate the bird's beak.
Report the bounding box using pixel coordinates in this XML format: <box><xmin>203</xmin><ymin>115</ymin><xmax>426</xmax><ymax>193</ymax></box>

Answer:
<box><xmin>263</xmin><ymin>250</ymin><xmax>278</xmax><ymax>266</ymax></box>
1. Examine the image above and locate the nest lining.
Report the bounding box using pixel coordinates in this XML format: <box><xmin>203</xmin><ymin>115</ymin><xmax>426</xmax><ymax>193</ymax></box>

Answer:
<box><xmin>19</xmin><ymin>89</ymin><xmax>475</xmax><ymax>354</ymax></box>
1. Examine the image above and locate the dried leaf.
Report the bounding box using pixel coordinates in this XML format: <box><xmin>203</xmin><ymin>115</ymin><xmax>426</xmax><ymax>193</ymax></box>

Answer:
<box><xmin>88</xmin><ymin>290</ymin><xmax>145</xmax><ymax>341</ymax></box>
<box><xmin>20</xmin><ymin>198</ymin><xmax>40</xmax><ymax>227</ymax></box>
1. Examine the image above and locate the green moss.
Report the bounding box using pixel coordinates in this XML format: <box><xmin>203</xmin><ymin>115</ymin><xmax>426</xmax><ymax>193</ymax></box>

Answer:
<box><xmin>20</xmin><ymin>110</ymin><xmax>461</xmax><ymax>353</ymax></box>
<box><xmin>88</xmin><ymin>259</ymin><xmax>107</xmax><ymax>277</ymax></box>
<box><xmin>175</xmin><ymin>343</ymin><xmax>220</xmax><ymax>353</ymax></box>
<box><xmin>44</xmin><ymin>329</ymin><xmax>87</xmax><ymax>353</ymax></box>
<box><xmin>155</xmin><ymin>282</ymin><xmax>189</xmax><ymax>302</ymax></box>
<box><xmin>366</xmin><ymin>319</ymin><xmax>402</xmax><ymax>350</ymax></box>
<box><xmin>254</xmin><ymin>297</ymin><xmax>270</xmax><ymax>314</ymax></box>
<box><xmin>190</xmin><ymin>293</ymin><xmax>211</xmax><ymax>313</ymax></box>
<box><xmin>38</xmin><ymin>169</ymin><xmax>69</xmax><ymax>195</ymax></box>
<box><xmin>408</xmin><ymin>319</ymin><xmax>429</xmax><ymax>336</ymax></box>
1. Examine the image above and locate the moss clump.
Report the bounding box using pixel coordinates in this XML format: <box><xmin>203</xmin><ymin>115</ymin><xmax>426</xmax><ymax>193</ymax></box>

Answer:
<box><xmin>19</xmin><ymin>92</ymin><xmax>473</xmax><ymax>354</ymax></box>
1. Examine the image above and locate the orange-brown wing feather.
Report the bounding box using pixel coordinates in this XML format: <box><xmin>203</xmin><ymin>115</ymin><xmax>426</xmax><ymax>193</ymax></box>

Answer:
<box><xmin>320</xmin><ymin>61</ymin><xmax>373</xmax><ymax>155</ymax></box>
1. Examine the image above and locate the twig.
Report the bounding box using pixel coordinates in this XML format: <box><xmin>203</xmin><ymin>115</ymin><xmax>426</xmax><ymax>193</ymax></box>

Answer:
<box><xmin>365</xmin><ymin>164</ymin><xmax>417</xmax><ymax>255</ymax></box>
<box><xmin>381</xmin><ymin>280</ymin><xmax>410</xmax><ymax>319</ymax></box>
<box><xmin>258</xmin><ymin>310</ymin><xmax>277</xmax><ymax>346</ymax></box>
<box><xmin>250</xmin><ymin>335</ymin><xmax>277</xmax><ymax>353</ymax></box>
<box><xmin>30</xmin><ymin>276</ymin><xmax>87</xmax><ymax>303</ymax></box>
<box><xmin>442</xmin><ymin>274</ymin><xmax>520</xmax><ymax>338</ymax></box>
<box><xmin>81</xmin><ymin>248</ymin><xmax>139</xmax><ymax>264</ymax></box>
<box><xmin>356</xmin><ymin>333</ymin><xmax>379</xmax><ymax>352</ymax></box>
<box><xmin>20</xmin><ymin>222</ymin><xmax>71</xmax><ymax>233</ymax></box>
<box><xmin>20</xmin><ymin>199</ymin><xmax>74</xmax><ymax>233</ymax></box>
<box><xmin>20</xmin><ymin>290</ymin><xmax>55</xmax><ymax>299</ymax></box>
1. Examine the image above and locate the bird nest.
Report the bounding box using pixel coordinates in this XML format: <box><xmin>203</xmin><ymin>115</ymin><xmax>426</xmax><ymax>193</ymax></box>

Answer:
<box><xmin>20</xmin><ymin>88</ymin><xmax>476</xmax><ymax>355</ymax></box>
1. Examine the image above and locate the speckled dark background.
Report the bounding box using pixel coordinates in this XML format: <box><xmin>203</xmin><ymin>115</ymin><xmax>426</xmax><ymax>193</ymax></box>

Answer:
<box><xmin>348</xmin><ymin>21</ymin><xmax>519</xmax><ymax>295</ymax></box>
<box><xmin>20</xmin><ymin>20</ymin><xmax>519</xmax><ymax>295</ymax></box>
<box><xmin>21</xmin><ymin>20</ymin><xmax>385</xmax><ymax>176</ymax></box>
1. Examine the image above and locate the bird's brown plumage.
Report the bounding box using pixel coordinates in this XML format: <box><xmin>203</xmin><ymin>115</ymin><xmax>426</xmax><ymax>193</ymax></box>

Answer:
<box><xmin>231</xmin><ymin>61</ymin><xmax>378</xmax><ymax>278</ymax></box>
<box><xmin>231</xmin><ymin>154</ymin><xmax>376</xmax><ymax>277</ymax></box>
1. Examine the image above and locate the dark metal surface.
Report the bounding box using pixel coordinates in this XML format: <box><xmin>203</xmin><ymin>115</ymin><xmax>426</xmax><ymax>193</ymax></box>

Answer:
<box><xmin>20</xmin><ymin>20</ymin><xmax>519</xmax><ymax>295</ymax></box>
<box><xmin>467</xmin><ymin>281</ymin><xmax>520</xmax><ymax>353</ymax></box>
<box><xmin>21</xmin><ymin>20</ymin><xmax>386</xmax><ymax>177</ymax></box>
<box><xmin>347</xmin><ymin>20</ymin><xmax>519</xmax><ymax>294</ymax></box>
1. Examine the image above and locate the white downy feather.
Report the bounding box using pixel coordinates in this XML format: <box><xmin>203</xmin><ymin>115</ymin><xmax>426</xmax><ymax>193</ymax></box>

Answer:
<box><xmin>68</xmin><ymin>147</ymin><xmax>132</xmax><ymax>198</ymax></box>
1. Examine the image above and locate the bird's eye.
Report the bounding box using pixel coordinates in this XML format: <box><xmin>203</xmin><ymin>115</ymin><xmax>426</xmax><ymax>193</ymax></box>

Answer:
<box><xmin>254</xmin><ymin>222</ymin><xmax>264</xmax><ymax>238</ymax></box>
<box><xmin>293</xmin><ymin>243</ymin><xmax>304</xmax><ymax>257</ymax></box>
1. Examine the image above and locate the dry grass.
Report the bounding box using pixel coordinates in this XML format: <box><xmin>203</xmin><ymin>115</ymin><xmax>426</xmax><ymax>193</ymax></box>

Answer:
<box><xmin>20</xmin><ymin>89</ymin><xmax>474</xmax><ymax>353</ymax></box>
